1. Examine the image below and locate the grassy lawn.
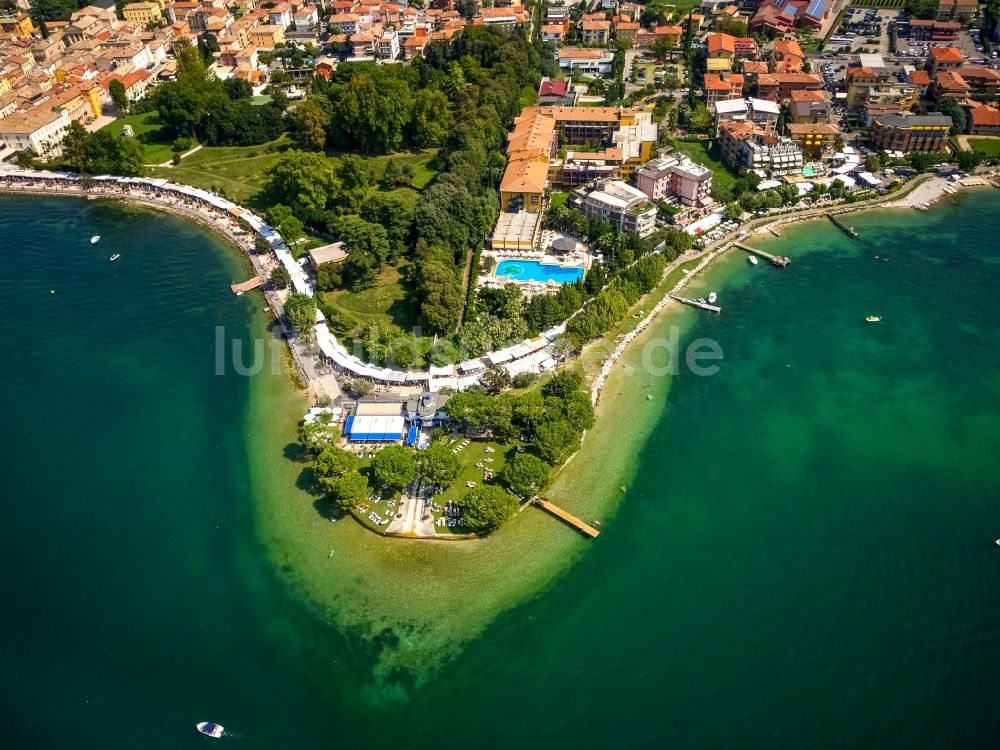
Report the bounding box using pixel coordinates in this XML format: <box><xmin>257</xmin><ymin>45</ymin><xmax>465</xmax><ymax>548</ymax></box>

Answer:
<box><xmin>322</xmin><ymin>261</ymin><xmax>420</xmax><ymax>332</ymax></box>
<box><xmin>549</xmin><ymin>190</ymin><xmax>569</xmax><ymax>210</ymax></box>
<box><xmin>152</xmin><ymin>140</ymin><xmax>438</xmax><ymax>211</ymax></box>
<box><xmin>101</xmin><ymin>112</ymin><xmax>175</xmax><ymax>165</ymax></box>
<box><xmin>150</xmin><ymin>136</ymin><xmax>294</xmax><ymax>207</ymax></box>
<box><xmin>431</xmin><ymin>439</ymin><xmax>525</xmax><ymax>533</ymax></box>
<box><xmin>671</xmin><ymin>139</ymin><xmax>737</xmax><ymax>194</ymax></box>
<box><xmin>967</xmin><ymin>138</ymin><xmax>1000</xmax><ymax>156</ymax></box>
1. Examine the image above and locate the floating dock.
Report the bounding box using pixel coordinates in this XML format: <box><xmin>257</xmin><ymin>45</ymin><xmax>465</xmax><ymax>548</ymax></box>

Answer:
<box><xmin>534</xmin><ymin>498</ymin><xmax>600</xmax><ymax>538</ymax></box>
<box><xmin>732</xmin><ymin>241</ymin><xmax>790</xmax><ymax>267</ymax></box>
<box><xmin>826</xmin><ymin>213</ymin><xmax>858</xmax><ymax>238</ymax></box>
<box><xmin>230</xmin><ymin>276</ymin><xmax>263</xmax><ymax>294</ymax></box>
<box><xmin>671</xmin><ymin>295</ymin><xmax>721</xmax><ymax>313</ymax></box>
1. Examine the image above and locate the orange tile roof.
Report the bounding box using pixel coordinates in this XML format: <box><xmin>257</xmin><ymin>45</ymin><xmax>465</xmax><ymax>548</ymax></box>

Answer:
<box><xmin>970</xmin><ymin>104</ymin><xmax>1000</xmax><ymax>126</ymax></box>
<box><xmin>910</xmin><ymin>70</ymin><xmax>931</xmax><ymax>84</ymax></box>
<box><xmin>929</xmin><ymin>46</ymin><xmax>963</xmax><ymax>63</ymax></box>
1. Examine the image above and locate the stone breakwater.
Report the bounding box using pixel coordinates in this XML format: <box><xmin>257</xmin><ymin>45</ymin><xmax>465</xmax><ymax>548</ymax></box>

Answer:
<box><xmin>591</xmin><ymin>246</ymin><xmax>730</xmax><ymax>406</ymax></box>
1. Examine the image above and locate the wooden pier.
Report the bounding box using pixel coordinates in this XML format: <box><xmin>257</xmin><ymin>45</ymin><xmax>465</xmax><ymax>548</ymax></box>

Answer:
<box><xmin>732</xmin><ymin>241</ymin><xmax>791</xmax><ymax>267</ymax></box>
<box><xmin>533</xmin><ymin>498</ymin><xmax>600</xmax><ymax>538</ymax></box>
<box><xmin>826</xmin><ymin>213</ymin><xmax>859</xmax><ymax>238</ymax></box>
<box><xmin>670</xmin><ymin>295</ymin><xmax>721</xmax><ymax>313</ymax></box>
<box><xmin>230</xmin><ymin>276</ymin><xmax>263</xmax><ymax>294</ymax></box>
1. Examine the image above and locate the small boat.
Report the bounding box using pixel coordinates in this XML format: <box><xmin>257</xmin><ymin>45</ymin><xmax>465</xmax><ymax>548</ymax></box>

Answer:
<box><xmin>196</xmin><ymin>722</ymin><xmax>224</xmax><ymax>738</ymax></box>
<box><xmin>236</xmin><ymin>290</ymin><xmax>244</xmax><ymax>296</ymax></box>
<box><xmin>90</xmin><ymin>235</ymin><xmax>100</xmax><ymax>244</ymax></box>
<box><xmin>865</xmin><ymin>315</ymin><xmax>881</xmax><ymax>323</ymax></box>
<box><xmin>109</xmin><ymin>253</ymin><xmax>120</xmax><ymax>262</ymax></box>
<box><xmin>995</xmin><ymin>539</ymin><xmax>1000</xmax><ymax>546</ymax></box>
<box><xmin>646</xmin><ymin>394</ymin><xmax>653</xmax><ymax>400</ymax></box>
<box><xmin>708</xmin><ymin>292</ymin><xmax>717</xmax><ymax>304</ymax></box>
<box><xmin>748</xmin><ymin>255</ymin><xmax>758</xmax><ymax>265</ymax></box>
<box><xmin>697</xmin><ymin>297</ymin><xmax>707</xmax><ymax>304</ymax></box>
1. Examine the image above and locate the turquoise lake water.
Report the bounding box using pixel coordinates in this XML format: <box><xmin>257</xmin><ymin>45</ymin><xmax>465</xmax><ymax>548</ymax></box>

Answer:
<box><xmin>495</xmin><ymin>258</ymin><xmax>585</xmax><ymax>283</ymax></box>
<box><xmin>2</xmin><ymin>191</ymin><xmax>1000</xmax><ymax>748</ymax></box>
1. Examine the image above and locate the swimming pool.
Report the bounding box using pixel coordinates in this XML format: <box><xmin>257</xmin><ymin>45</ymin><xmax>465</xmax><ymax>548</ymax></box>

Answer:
<box><xmin>495</xmin><ymin>259</ymin><xmax>585</xmax><ymax>283</ymax></box>
<box><xmin>802</xmin><ymin>166</ymin><xmax>818</xmax><ymax>177</ymax></box>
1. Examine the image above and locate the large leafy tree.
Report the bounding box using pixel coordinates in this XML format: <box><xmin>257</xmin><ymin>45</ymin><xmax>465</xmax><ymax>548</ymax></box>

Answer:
<box><xmin>461</xmin><ymin>484</ymin><xmax>519</xmax><ymax>533</ymax></box>
<box><xmin>29</xmin><ymin>0</ymin><xmax>76</xmax><ymax>22</ymax></box>
<box><xmin>498</xmin><ymin>453</ymin><xmax>550</xmax><ymax>499</ymax></box>
<box><xmin>409</xmin><ymin>88</ymin><xmax>452</xmax><ymax>147</ymax></box>
<box><xmin>535</xmin><ymin>419</ymin><xmax>580</xmax><ymax>466</ymax></box>
<box><xmin>265</xmin><ymin>150</ymin><xmax>340</xmax><ymax>213</ymax></box>
<box><xmin>108</xmin><ymin>80</ymin><xmax>129</xmax><ymax>113</ymax></box>
<box><xmin>415</xmin><ymin>443</ymin><xmax>461</xmax><ymax>490</ymax></box>
<box><xmin>287</xmin><ymin>98</ymin><xmax>331</xmax><ymax>151</ymax></box>
<box><xmin>332</xmin><ymin>73</ymin><xmax>414</xmax><ymax>154</ymax></box>
<box><xmin>283</xmin><ymin>293</ymin><xmax>317</xmax><ymax>332</ymax></box>
<box><xmin>326</xmin><ymin>471</ymin><xmax>370</xmax><ymax>511</ymax></box>
<box><xmin>417</xmin><ymin>260</ymin><xmax>463</xmax><ymax>334</ymax></box>
<box><xmin>371</xmin><ymin>445</ymin><xmax>417</xmax><ymax>492</ymax></box>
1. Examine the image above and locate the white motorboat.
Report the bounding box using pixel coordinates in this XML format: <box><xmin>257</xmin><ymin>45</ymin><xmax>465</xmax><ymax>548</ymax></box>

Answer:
<box><xmin>866</xmin><ymin>315</ymin><xmax>881</xmax><ymax>323</ymax></box>
<box><xmin>90</xmin><ymin>235</ymin><xmax>100</xmax><ymax>244</ymax></box>
<box><xmin>196</xmin><ymin>722</ymin><xmax>224</xmax><ymax>738</ymax></box>
<box><xmin>109</xmin><ymin>253</ymin><xmax>120</xmax><ymax>262</ymax></box>
<box><xmin>748</xmin><ymin>255</ymin><xmax>759</xmax><ymax>265</ymax></box>
<box><xmin>708</xmin><ymin>292</ymin><xmax>717</xmax><ymax>304</ymax></box>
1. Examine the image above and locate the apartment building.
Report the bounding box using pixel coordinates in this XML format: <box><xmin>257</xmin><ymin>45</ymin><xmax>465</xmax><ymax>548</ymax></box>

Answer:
<box><xmin>580</xmin><ymin>180</ymin><xmax>657</xmax><ymax>237</ymax></box>
<box><xmin>635</xmin><ymin>151</ymin><xmax>713</xmax><ymax>207</ymax></box>
<box><xmin>869</xmin><ymin>113</ymin><xmax>952</xmax><ymax>152</ymax></box>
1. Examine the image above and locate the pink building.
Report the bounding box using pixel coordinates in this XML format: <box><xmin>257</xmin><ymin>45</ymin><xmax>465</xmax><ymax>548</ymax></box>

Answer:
<box><xmin>635</xmin><ymin>151</ymin><xmax>713</xmax><ymax>208</ymax></box>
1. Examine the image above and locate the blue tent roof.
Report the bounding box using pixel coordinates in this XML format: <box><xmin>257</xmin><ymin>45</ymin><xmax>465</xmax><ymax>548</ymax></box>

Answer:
<box><xmin>344</xmin><ymin>415</ymin><xmax>355</xmax><ymax>434</ymax></box>
<box><xmin>405</xmin><ymin>425</ymin><xmax>418</xmax><ymax>446</ymax></box>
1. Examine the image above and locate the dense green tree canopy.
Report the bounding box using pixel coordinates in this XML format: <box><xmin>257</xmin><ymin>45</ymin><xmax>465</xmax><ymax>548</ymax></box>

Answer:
<box><xmin>416</xmin><ymin>443</ymin><xmax>461</xmax><ymax>490</ymax></box>
<box><xmin>461</xmin><ymin>484</ymin><xmax>519</xmax><ymax>533</ymax></box>
<box><xmin>498</xmin><ymin>453</ymin><xmax>550</xmax><ymax>499</ymax></box>
<box><xmin>283</xmin><ymin>293</ymin><xmax>316</xmax><ymax>332</ymax></box>
<box><xmin>371</xmin><ymin>445</ymin><xmax>418</xmax><ymax>492</ymax></box>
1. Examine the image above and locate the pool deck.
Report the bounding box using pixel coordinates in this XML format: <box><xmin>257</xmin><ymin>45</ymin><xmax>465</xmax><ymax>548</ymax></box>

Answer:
<box><xmin>479</xmin><ymin>251</ymin><xmax>591</xmax><ymax>294</ymax></box>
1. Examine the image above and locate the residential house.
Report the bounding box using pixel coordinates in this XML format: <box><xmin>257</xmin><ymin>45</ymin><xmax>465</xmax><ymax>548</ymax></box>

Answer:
<box><xmin>267</xmin><ymin>3</ymin><xmax>293</xmax><ymax>28</ymax></box>
<box><xmin>705</xmin><ymin>32</ymin><xmax>756</xmax><ymax>72</ymax></box>
<box><xmin>967</xmin><ymin>103</ymin><xmax>1000</xmax><ymax>135</ymax></box>
<box><xmin>909</xmin><ymin>69</ymin><xmax>932</xmax><ymax>98</ymax></box>
<box><xmin>540</xmin><ymin>24</ymin><xmax>565</xmax><ymax>42</ymax></box>
<box><xmin>581</xmin><ymin>18</ymin><xmax>610</xmax><ymax>45</ymax></box>
<box><xmin>771</xmin><ymin>39</ymin><xmax>803</xmax><ymax>74</ymax></box>
<box><xmin>755</xmin><ymin>72</ymin><xmax>823</xmax><ymax>103</ymax></box>
<box><xmin>615</xmin><ymin>20</ymin><xmax>639</xmax><ymax>44</ymax></box>
<box><xmin>704</xmin><ymin>72</ymin><xmax>744</xmax><ymax>106</ymax></box>
<box><xmin>249</xmin><ymin>25</ymin><xmax>285</xmax><ymax>49</ymax></box>
<box><xmin>121</xmin><ymin>2</ymin><xmax>162</xmax><ymax>26</ymax></box>
<box><xmin>925</xmin><ymin>46</ymin><xmax>963</xmax><ymax>76</ymax></box>
<box><xmin>870</xmin><ymin>113</ymin><xmax>951</xmax><ymax>152</ymax></box>
<box><xmin>790</xmin><ymin>89</ymin><xmax>831</xmax><ymax>123</ymax></box>
<box><xmin>375</xmin><ymin>29</ymin><xmax>399</xmax><ymax>60</ymax></box>
<box><xmin>537</xmin><ymin>78</ymin><xmax>577</xmax><ymax>107</ymax></box>
<box><xmin>845</xmin><ymin>66</ymin><xmax>884</xmax><ymax>108</ymax></box>
<box><xmin>0</xmin><ymin>11</ymin><xmax>34</xmax><ymax>39</ymax></box>
<box><xmin>712</xmin><ymin>97</ymin><xmax>780</xmax><ymax>132</ymax></box>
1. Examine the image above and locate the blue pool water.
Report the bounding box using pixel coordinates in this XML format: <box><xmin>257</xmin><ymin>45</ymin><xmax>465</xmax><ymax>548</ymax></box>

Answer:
<box><xmin>495</xmin><ymin>259</ymin><xmax>585</xmax><ymax>283</ymax></box>
<box><xmin>802</xmin><ymin>166</ymin><xmax>817</xmax><ymax>177</ymax></box>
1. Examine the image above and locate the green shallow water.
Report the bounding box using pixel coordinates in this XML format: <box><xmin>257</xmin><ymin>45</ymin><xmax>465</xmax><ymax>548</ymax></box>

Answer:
<box><xmin>2</xmin><ymin>192</ymin><xmax>1000</xmax><ymax>748</ymax></box>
